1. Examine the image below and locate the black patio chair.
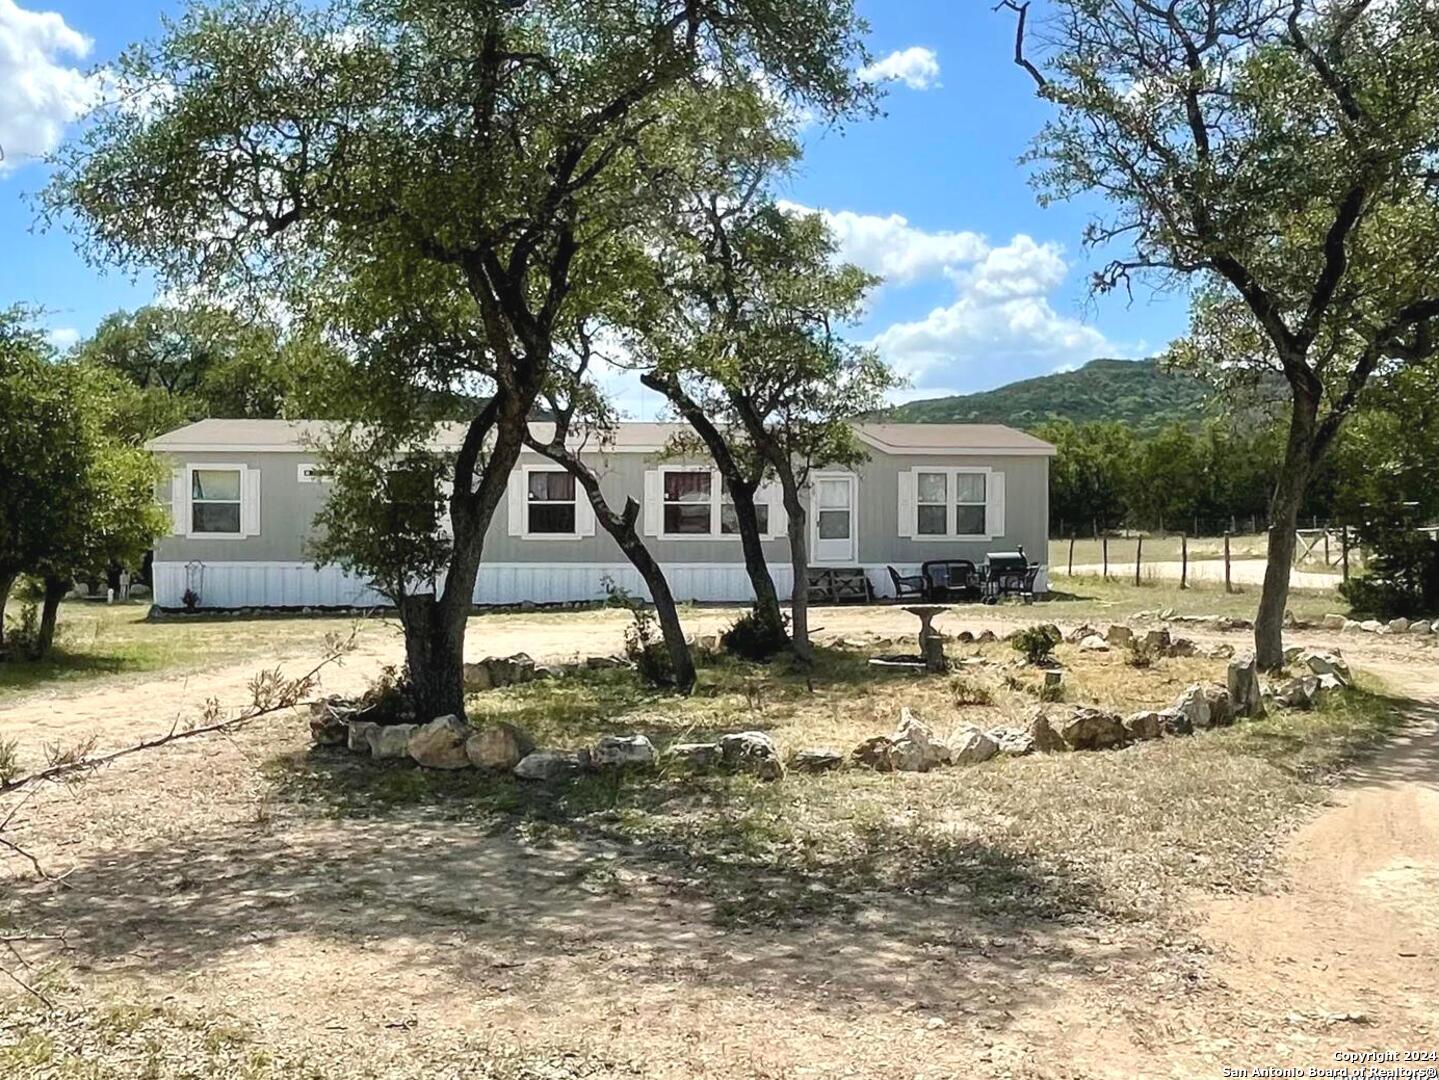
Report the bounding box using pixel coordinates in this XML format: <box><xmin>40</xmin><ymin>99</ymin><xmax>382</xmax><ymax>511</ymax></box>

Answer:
<box><xmin>887</xmin><ymin>565</ymin><xmax>927</xmax><ymax>601</ymax></box>
<box><xmin>922</xmin><ymin>559</ymin><xmax>979</xmax><ymax>601</ymax></box>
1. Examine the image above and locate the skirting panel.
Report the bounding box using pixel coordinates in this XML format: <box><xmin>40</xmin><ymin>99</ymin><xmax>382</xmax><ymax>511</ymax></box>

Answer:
<box><xmin>152</xmin><ymin>561</ymin><xmax>1050</xmax><ymax>609</ymax></box>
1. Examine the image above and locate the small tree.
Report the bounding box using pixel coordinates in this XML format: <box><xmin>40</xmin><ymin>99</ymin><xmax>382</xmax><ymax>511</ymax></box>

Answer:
<box><xmin>644</xmin><ymin>199</ymin><xmax>896</xmax><ymax>661</ymax></box>
<box><xmin>998</xmin><ymin>0</ymin><xmax>1439</xmax><ymax>667</ymax></box>
<box><xmin>522</xmin><ymin>333</ymin><xmax>697</xmax><ymax>693</ymax></box>
<box><xmin>0</xmin><ymin>313</ymin><xmax>165</xmax><ymax>658</ymax></box>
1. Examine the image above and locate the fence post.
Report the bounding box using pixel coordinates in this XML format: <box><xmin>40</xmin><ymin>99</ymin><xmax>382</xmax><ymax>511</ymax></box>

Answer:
<box><xmin>1341</xmin><ymin>525</ymin><xmax>1350</xmax><ymax>581</ymax></box>
<box><xmin>1224</xmin><ymin>532</ymin><xmax>1233</xmax><ymax>593</ymax></box>
<box><xmin>1102</xmin><ymin>535</ymin><xmax>1109</xmax><ymax>580</ymax></box>
<box><xmin>1068</xmin><ymin>534</ymin><xmax>1075</xmax><ymax>577</ymax></box>
<box><xmin>1323</xmin><ymin>529</ymin><xmax>1330</xmax><ymax>567</ymax></box>
<box><xmin>1181</xmin><ymin>533</ymin><xmax>1189</xmax><ymax>590</ymax></box>
<box><xmin>1134</xmin><ymin>535</ymin><xmax>1143</xmax><ymax>585</ymax></box>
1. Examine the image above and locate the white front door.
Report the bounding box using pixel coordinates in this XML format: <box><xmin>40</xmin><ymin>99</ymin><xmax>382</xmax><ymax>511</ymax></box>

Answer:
<box><xmin>811</xmin><ymin>473</ymin><xmax>858</xmax><ymax>564</ymax></box>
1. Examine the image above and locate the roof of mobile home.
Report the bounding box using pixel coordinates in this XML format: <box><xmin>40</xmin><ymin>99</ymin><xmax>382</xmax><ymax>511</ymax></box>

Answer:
<box><xmin>146</xmin><ymin>418</ymin><xmax>1057</xmax><ymax>456</ymax></box>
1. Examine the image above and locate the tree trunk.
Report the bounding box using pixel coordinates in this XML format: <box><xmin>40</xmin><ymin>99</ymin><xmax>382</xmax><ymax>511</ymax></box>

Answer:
<box><xmin>527</xmin><ymin>429</ymin><xmax>696</xmax><ymax>693</ymax></box>
<box><xmin>726</xmin><ymin>482</ymin><xmax>788</xmax><ymax>643</ymax></box>
<box><xmin>398</xmin><ymin>397</ymin><xmax>533</xmax><ymax>721</ymax></box>
<box><xmin>0</xmin><ymin>569</ymin><xmax>16</xmax><ymax>655</ymax></box>
<box><xmin>638</xmin><ymin>370</ymin><xmax>789</xmax><ymax>643</ymax></box>
<box><xmin>592</xmin><ymin>494</ymin><xmax>696</xmax><ymax>694</ymax></box>
<box><xmin>31</xmin><ymin>576</ymin><xmax>68</xmax><ymax>660</ymax></box>
<box><xmin>1254</xmin><ymin>394</ymin><xmax>1318</xmax><ymax>670</ymax></box>
<box><xmin>397</xmin><ymin>591</ymin><xmax>466</xmax><ymax>718</ymax></box>
<box><xmin>780</xmin><ymin>479</ymin><xmax>814</xmax><ymax>664</ymax></box>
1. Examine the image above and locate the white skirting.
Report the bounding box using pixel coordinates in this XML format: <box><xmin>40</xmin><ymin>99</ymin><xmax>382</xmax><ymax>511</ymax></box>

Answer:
<box><xmin>151</xmin><ymin>560</ymin><xmax>1049</xmax><ymax>609</ymax></box>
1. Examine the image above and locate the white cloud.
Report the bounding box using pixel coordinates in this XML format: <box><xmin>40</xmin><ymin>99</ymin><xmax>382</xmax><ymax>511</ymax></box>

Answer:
<box><xmin>859</xmin><ymin>46</ymin><xmax>942</xmax><ymax>91</ymax></box>
<box><xmin>780</xmin><ymin>202</ymin><xmax>987</xmax><ymax>285</ymax></box>
<box><xmin>870</xmin><ymin>234</ymin><xmax>1133</xmax><ymax>391</ymax></box>
<box><xmin>44</xmin><ymin>325</ymin><xmax>79</xmax><ymax>349</ymax></box>
<box><xmin>0</xmin><ymin>1</ymin><xmax>102</xmax><ymax>174</ymax></box>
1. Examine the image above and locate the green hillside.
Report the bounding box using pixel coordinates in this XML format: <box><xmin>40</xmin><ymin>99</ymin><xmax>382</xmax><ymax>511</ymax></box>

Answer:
<box><xmin>886</xmin><ymin>358</ymin><xmax>1213</xmax><ymax>431</ymax></box>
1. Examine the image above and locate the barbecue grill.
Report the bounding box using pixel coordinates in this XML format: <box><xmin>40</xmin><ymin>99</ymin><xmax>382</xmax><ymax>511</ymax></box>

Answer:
<box><xmin>982</xmin><ymin>547</ymin><xmax>1040</xmax><ymax>602</ymax></box>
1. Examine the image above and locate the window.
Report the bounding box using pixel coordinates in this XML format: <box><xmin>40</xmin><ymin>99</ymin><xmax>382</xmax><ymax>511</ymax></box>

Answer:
<box><xmin>383</xmin><ymin>466</ymin><xmax>440</xmax><ymax>538</ymax></box>
<box><xmin>910</xmin><ymin>468</ymin><xmax>989</xmax><ymax>538</ymax></box>
<box><xmin>721</xmin><ymin>481</ymin><xmax>769</xmax><ymax>536</ymax></box>
<box><xmin>916</xmin><ymin>471</ymin><xmax>949</xmax><ymax>536</ymax></box>
<box><xmin>191</xmin><ymin>468</ymin><xmax>242</xmax><ymax>535</ymax></box>
<box><xmin>527</xmin><ymin>469</ymin><xmax>577</xmax><ymax>535</ymax></box>
<box><xmin>954</xmin><ymin>472</ymin><xmax>987</xmax><ymax>536</ymax></box>
<box><xmin>663</xmin><ymin>469</ymin><xmax>713</xmax><ymax>535</ymax></box>
<box><xmin>815</xmin><ymin>477</ymin><xmax>851</xmax><ymax>539</ymax></box>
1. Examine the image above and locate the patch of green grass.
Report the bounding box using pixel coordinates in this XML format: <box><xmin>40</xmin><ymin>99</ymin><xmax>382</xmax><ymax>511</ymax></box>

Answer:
<box><xmin>1035</xmin><ymin>574</ymin><xmax>1345</xmax><ymax>624</ymax></box>
<box><xmin>0</xmin><ymin>603</ymin><xmax>384</xmax><ymax>701</ymax></box>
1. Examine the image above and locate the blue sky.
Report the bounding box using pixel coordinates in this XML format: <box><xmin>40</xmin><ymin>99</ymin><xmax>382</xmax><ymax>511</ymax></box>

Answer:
<box><xmin>0</xmin><ymin>0</ymin><xmax>1189</xmax><ymax>416</ymax></box>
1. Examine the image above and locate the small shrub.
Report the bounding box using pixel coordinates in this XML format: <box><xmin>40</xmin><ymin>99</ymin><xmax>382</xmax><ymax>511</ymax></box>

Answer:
<box><xmin>13</xmin><ymin>575</ymin><xmax>44</xmax><ymax>602</ymax></box>
<box><xmin>949</xmin><ymin>675</ymin><xmax>994</xmax><ymax>707</ymax></box>
<box><xmin>603</xmin><ymin>579</ymin><xmax>675</xmax><ymax>688</ymax></box>
<box><xmin>181</xmin><ymin>588</ymin><xmax>200</xmax><ymax>612</ymax></box>
<box><xmin>0</xmin><ymin>737</ymin><xmax>19</xmax><ymax>786</ymax></box>
<box><xmin>357</xmin><ymin>664</ymin><xmax>416</xmax><ymax>722</ymax></box>
<box><xmin>1338</xmin><ymin>508</ymin><xmax>1439</xmax><ymax>618</ymax></box>
<box><xmin>721</xmin><ymin>606</ymin><xmax>790</xmax><ymax>662</ymax></box>
<box><xmin>1011</xmin><ymin>623</ymin><xmax>1061</xmax><ymax>666</ymax></box>
<box><xmin>3</xmin><ymin>601</ymin><xmax>41</xmax><ymax>658</ymax></box>
<box><xmin>622</xmin><ymin>605</ymin><xmax>675</xmax><ymax>688</ymax></box>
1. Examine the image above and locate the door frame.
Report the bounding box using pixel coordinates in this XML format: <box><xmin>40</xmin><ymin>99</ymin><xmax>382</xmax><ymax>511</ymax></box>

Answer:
<box><xmin>810</xmin><ymin>471</ymin><xmax>859</xmax><ymax>565</ymax></box>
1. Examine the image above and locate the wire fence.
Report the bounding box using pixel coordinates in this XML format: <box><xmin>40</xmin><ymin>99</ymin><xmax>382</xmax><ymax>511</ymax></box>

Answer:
<box><xmin>1047</xmin><ymin>523</ymin><xmax>1359</xmax><ymax>592</ymax></box>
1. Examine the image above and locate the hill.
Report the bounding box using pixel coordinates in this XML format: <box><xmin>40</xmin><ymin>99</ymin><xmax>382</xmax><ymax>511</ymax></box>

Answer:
<box><xmin>885</xmin><ymin>358</ymin><xmax>1213</xmax><ymax>431</ymax></box>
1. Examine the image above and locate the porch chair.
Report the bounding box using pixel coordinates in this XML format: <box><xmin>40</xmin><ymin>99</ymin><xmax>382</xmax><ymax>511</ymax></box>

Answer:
<box><xmin>887</xmin><ymin>565</ymin><xmax>927</xmax><ymax>601</ymax></box>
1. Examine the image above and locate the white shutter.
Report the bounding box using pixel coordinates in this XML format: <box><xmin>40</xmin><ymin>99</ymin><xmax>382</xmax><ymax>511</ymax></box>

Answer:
<box><xmin>642</xmin><ymin>470</ymin><xmax>662</xmax><ymax>536</ymax></box>
<box><xmin>758</xmin><ymin>481</ymin><xmax>786</xmax><ymax>539</ymax></box>
<box><xmin>897</xmin><ymin>469</ymin><xmax>916</xmax><ymax>540</ymax></box>
<box><xmin>575</xmin><ymin>486</ymin><xmax>597</xmax><ymax>537</ymax></box>
<box><xmin>507</xmin><ymin>470</ymin><xmax>525</xmax><ymax>537</ymax></box>
<box><xmin>987</xmin><ymin>470</ymin><xmax>1006</xmax><ymax>539</ymax></box>
<box><xmin>241</xmin><ymin>467</ymin><xmax>262</xmax><ymax>537</ymax></box>
<box><xmin>171</xmin><ymin>469</ymin><xmax>188</xmax><ymax>536</ymax></box>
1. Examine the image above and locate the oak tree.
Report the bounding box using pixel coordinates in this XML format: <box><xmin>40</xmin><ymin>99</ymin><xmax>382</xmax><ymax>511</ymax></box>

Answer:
<box><xmin>49</xmin><ymin>0</ymin><xmax>871</xmax><ymax>715</ymax></box>
<box><xmin>998</xmin><ymin>0</ymin><xmax>1439</xmax><ymax>667</ymax></box>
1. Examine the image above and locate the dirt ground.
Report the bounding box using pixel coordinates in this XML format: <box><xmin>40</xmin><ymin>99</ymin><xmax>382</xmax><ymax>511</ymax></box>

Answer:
<box><xmin>2</xmin><ymin>608</ymin><xmax>1436</xmax><ymax>1079</ymax></box>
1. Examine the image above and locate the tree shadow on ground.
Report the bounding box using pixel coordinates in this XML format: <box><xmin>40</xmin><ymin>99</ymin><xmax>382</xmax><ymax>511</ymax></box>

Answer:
<box><xmin>8</xmin><ymin>744</ymin><xmax>1127</xmax><ymax>1026</ymax></box>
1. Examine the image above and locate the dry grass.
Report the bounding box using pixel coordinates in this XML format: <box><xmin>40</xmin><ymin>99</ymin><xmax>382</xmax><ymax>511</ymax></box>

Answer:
<box><xmin>267</xmin><ymin>637</ymin><xmax>1404</xmax><ymax>932</ymax></box>
<box><xmin>0</xmin><ymin>992</ymin><xmax>621</xmax><ymax>1080</ymax></box>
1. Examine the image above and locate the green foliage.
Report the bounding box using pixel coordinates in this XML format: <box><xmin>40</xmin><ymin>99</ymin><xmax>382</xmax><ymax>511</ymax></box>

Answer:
<box><xmin>308</xmin><ymin>428</ymin><xmax>453</xmax><ymax>602</ymax></box>
<box><xmin>73</xmin><ymin>305</ymin><xmax>336</xmax><ymax>441</ymax></box>
<box><xmin>43</xmin><ymin>0</ymin><xmax>871</xmax><ymax>655</ymax></box>
<box><xmin>720</xmin><ymin>607</ymin><xmax>792</xmax><ymax>662</ymax></box>
<box><xmin>1011</xmin><ymin>623</ymin><xmax>1061</xmax><ymax>665</ymax></box>
<box><xmin>0</xmin><ymin>308</ymin><xmax>166</xmax><ymax>659</ymax></box>
<box><xmin>1037</xmin><ymin>415</ymin><xmax>1343</xmax><ymax>534</ymax></box>
<box><xmin>1339</xmin><ymin>520</ymin><xmax>1439</xmax><ymax>618</ymax></box>
<box><xmin>888</xmin><ymin>358</ymin><xmax>1214</xmax><ymax>431</ymax></box>
<box><xmin>604</xmin><ymin>580</ymin><xmax>675</xmax><ymax>689</ymax></box>
<box><xmin>3</xmin><ymin>602</ymin><xmax>41</xmax><ymax>658</ymax></box>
